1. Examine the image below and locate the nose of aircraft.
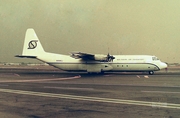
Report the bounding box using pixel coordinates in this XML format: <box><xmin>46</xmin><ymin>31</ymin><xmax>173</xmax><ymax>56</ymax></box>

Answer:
<box><xmin>160</xmin><ymin>62</ymin><xmax>168</xmax><ymax>69</ymax></box>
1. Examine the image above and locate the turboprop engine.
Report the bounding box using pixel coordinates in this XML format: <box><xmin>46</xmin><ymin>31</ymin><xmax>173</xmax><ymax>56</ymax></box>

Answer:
<box><xmin>94</xmin><ymin>54</ymin><xmax>107</xmax><ymax>61</ymax></box>
<box><xmin>94</xmin><ymin>53</ymin><xmax>115</xmax><ymax>62</ymax></box>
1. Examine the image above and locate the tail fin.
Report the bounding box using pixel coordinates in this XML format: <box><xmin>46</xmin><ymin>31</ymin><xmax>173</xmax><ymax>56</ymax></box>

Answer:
<box><xmin>19</xmin><ymin>29</ymin><xmax>45</xmax><ymax>58</ymax></box>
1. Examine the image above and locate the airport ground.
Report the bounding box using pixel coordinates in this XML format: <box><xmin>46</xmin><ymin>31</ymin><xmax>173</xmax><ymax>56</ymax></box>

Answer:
<box><xmin>0</xmin><ymin>65</ymin><xmax>180</xmax><ymax>118</ymax></box>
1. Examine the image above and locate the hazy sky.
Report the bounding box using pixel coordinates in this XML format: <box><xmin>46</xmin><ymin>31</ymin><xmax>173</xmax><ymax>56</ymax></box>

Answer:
<box><xmin>1</xmin><ymin>0</ymin><xmax>180</xmax><ymax>63</ymax></box>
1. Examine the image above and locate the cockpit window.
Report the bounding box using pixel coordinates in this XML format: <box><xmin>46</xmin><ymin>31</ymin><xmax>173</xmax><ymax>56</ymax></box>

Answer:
<box><xmin>152</xmin><ymin>56</ymin><xmax>160</xmax><ymax>61</ymax></box>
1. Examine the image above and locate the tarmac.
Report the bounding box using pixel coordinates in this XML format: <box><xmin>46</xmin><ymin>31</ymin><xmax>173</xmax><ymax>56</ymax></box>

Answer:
<box><xmin>0</xmin><ymin>65</ymin><xmax>180</xmax><ymax>118</ymax></box>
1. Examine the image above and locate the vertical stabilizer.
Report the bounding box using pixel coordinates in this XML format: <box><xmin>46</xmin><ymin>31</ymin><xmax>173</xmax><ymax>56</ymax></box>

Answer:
<box><xmin>22</xmin><ymin>29</ymin><xmax>45</xmax><ymax>57</ymax></box>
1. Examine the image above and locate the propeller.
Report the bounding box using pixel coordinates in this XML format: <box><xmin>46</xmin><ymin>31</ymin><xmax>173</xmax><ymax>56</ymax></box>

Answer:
<box><xmin>107</xmin><ymin>53</ymin><xmax>115</xmax><ymax>62</ymax></box>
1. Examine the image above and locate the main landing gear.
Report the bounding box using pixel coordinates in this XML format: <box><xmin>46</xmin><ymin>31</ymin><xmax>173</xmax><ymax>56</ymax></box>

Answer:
<box><xmin>149</xmin><ymin>71</ymin><xmax>154</xmax><ymax>75</ymax></box>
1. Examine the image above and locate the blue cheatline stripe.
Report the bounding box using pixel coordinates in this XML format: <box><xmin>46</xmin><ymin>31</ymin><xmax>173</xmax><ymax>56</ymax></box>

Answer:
<box><xmin>46</xmin><ymin>62</ymin><xmax>160</xmax><ymax>71</ymax></box>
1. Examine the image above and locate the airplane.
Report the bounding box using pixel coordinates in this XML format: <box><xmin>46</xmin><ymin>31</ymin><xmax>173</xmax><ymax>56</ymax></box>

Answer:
<box><xmin>15</xmin><ymin>28</ymin><xmax>168</xmax><ymax>75</ymax></box>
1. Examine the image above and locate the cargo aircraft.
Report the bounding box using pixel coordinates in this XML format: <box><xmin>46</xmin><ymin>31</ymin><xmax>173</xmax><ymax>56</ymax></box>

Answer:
<box><xmin>16</xmin><ymin>29</ymin><xmax>167</xmax><ymax>75</ymax></box>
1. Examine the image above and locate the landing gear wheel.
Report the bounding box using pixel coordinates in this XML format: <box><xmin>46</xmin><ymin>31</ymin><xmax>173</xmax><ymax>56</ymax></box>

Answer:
<box><xmin>149</xmin><ymin>71</ymin><xmax>154</xmax><ymax>75</ymax></box>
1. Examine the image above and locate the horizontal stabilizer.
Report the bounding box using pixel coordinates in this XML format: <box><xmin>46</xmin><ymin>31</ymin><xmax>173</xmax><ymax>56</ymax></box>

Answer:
<box><xmin>15</xmin><ymin>55</ymin><xmax>37</xmax><ymax>58</ymax></box>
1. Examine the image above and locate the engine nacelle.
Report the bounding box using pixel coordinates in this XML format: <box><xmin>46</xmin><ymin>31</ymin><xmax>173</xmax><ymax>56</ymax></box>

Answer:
<box><xmin>94</xmin><ymin>54</ymin><xmax>107</xmax><ymax>61</ymax></box>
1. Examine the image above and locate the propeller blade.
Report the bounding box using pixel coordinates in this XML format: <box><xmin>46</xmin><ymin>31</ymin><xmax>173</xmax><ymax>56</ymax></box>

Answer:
<box><xmin>106</xmin><ymin>53</ymin><xmax>115</xmax><ymax>62</ymax></box>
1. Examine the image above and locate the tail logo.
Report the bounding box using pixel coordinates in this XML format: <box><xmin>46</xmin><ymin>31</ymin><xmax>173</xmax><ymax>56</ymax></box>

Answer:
<box><xmin>28</xmin><ymin>40</ymin><xmax>38</xmax><ymax>49</ymax></box>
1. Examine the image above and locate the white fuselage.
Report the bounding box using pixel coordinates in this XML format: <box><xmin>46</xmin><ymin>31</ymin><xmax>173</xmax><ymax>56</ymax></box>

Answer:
<box><xmin>36</xmin><ymin>53</ymin><xmax>167</xmax><ymax>73</ymax></box>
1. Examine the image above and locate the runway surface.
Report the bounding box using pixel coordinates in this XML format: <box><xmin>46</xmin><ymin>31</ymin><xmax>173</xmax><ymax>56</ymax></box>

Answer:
<box><xmin>0</xmin><ymin>65</ymin><xmax>180</xmax><ymax>118</ymax></box>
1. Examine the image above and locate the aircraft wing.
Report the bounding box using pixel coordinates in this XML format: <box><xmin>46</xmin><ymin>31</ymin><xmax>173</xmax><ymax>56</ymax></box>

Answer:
<box><xmin>70</xmin><ymin>52</ymin><xmax>115</xmax><ymax>61</ymax></box>
<box><xmin>70</xmin><ymin>52</ymin><xmax>95</xmax><ymax>60</ymax></box>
